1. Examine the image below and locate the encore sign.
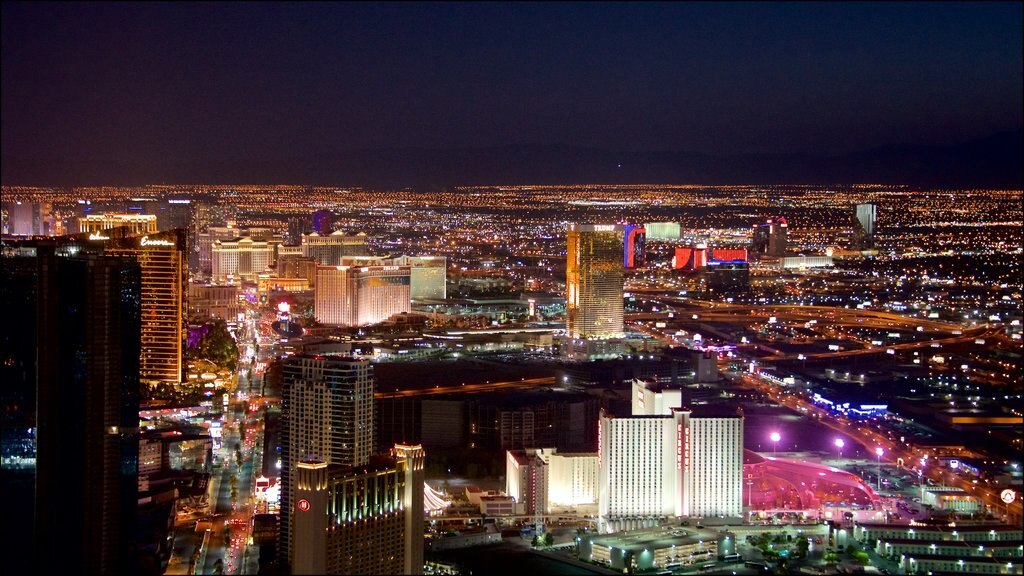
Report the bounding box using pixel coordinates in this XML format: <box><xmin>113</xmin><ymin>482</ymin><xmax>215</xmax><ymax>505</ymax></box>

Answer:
<box><xmin>298</xmin><ymin>498</ymin><xmax>311</xmax><ymax>512</ymax></box>
<box><xmin>141</xmin><ymin>235</ymin><xmax>174</xmax><ymax>247</ymax></box>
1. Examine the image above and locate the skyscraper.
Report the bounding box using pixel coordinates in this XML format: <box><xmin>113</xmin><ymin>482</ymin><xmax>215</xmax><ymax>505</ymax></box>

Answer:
<box><xmin>34</xmin><ymin>247</ymin><xmax>142</xmax><ymax>575</ymax></box>
<box><xmin>597</xmin><ymin>380</ymin><xmax>744</xmax><ymax>527</ymax></box>
<box><xmin>315</xmin><ymin>264</ymin><xmax>412</xmax><ymax>326</ymax></box>
<box><xmin>2</xmin><ymin>200</ymin><xmax>58</xmax><ymax>236</ymax></box>
<box><xmin>751</xmin><ymin>217</ymin><xmax>788</xmax><ymax>258</ymax></box>
<box><xmin>292</xmin><ymin>445</ymin><xmax>425</xmax><ymax>575</ymax></box>
<box><xmin>281</xmin><ymin>356</ymin><xmax>375</xmax><ymax>570</ymax></box>
<box><xmin>623</xmin><ymin>225</ymin><xmax>646</xmax><ymax>269</ymax></box>
<box><xmin>566</xmin><ymin>224</ymin><xmax>625</xmax><ymax>340</ymax></box>
<box><xmin>102</xmin><ymin>229</ymin><xmax>187</xmax><ymax>385</ymax></box>
<box><xmin>854</xmin><ymin>203</ymin><xmax>877</xmax><ymax>249</ymax></box>
<box><xmin>301</xmin><ymin>230</ymin><xmax>369</xmax><ymax>266</ymax></box>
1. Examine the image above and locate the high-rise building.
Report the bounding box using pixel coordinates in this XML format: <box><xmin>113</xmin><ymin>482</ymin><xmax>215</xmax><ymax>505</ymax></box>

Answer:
<box><xmin>102</xmin><ymin>229</ymin><xmax>188</xmax><ymax>385</ymax></box>
<box><xmin>211</xmin><ymin>236</ymin><xmax>272</xmax><ymax>283</ymax></box>
<box><xmin>391</xmin><ymin>255</ymin><xmax>447</xmax><ymax>300</ymax></box>
<box><xmin>278</xmin><ymin>254</ymin><xmax>319</xmax><ymax>287</ymax></box>
<box><xmin>281</xmin><ymin>356</ymin><xmax>375</xmax><ymax>569</ymax></box>
<box><xmin>566</xmin><ymin>224</ymin><xmax>625</xmax><ymax>340</ymax></box>
<box><xmin>644</xmin><ymin>222</ymin><xmax>680</xmax><ymax>240</ymax></box>
<box><xmin>292</xmin><ymin>445</ymin><xmax>425</xmax><ymax>575</ymax></box>
<box><xmin>34</xmin><ymin>248</ymin><xmax>142</xmax><ymax>575</ymax></box>
<box><xmin>198</xmin><ymin>225</ymin><xmax>241</xmax><ymax>274</ymax></box>
<box><xmin>301</xmin><ymin>231</ymin><xmax>369</xmax><ymax>266</ymax></box>
<box><xmin>597</xmin><ymin>380</ymin><xmax>744</xmax><ymax>525</ymax></box>
<box><xmin>751</xmin><ymin>217</ymin><xmax>788</xmax><ymax>258</ymax></box>
<box><xmin>854</xmin><ymin>203</ymin><xmax>878</xmax><ymax>249</ymax></box>
<box><xmin>315</xmin><ymin>264</ymin><xmax>411</xmax><ymax>326</ymax></box>
<box><xmin>624</xmin><ymin>225</ymin><xmax>646</xmax><ymax>269</ymax></box>
<box><xmin>78</xmin><ymin>213</ymin><xmax>158</xmax><ymax>236</ymax></box>
<box><xmin>2</xmin><ymin>200</ymin><xmax>58</xmax><ymax>236</ymax></box>
<box><xmin>191</xmin><ymin>201</ymin><xmax>237</xmax><ymax>271</ymax></box>
<box><xmin>506</xmin><ymin>448</ymin><xmax>599</xmax><ymax>515</ymax></box>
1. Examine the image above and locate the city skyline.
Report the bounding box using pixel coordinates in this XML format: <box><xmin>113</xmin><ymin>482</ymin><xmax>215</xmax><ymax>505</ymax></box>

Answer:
<box><xmin>1</xmin><ymin>3</ymin><xmax>1021</xmax><ymax>576</ymax></box>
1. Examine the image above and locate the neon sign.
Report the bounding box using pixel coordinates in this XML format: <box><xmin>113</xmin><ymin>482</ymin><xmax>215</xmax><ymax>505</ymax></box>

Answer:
<box><xmin>298</xmin><ymin>498</ymin><xmax>311</xmax><ymax>512</ymax></box>
<box><xmin>141</xmin><ymin>236</ymin><xmax>174</xmax><ymax>247</ymax></box>
<box><xmin>88</xmin><ymin>232</ymin><xmax>110</xmax><ymax>240</ymax></box>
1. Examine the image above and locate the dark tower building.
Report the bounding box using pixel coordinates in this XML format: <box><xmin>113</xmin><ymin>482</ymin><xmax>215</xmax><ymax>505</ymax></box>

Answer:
<box><xmin>34</xmin><ymin>247</ymin><xmax>142</xmax><ymax>575</ymax></box>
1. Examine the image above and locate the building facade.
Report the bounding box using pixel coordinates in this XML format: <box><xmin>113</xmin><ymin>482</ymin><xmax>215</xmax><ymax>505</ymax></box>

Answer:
<box><xmin>301</xmin><ymin>231</ymin><xmax>369</xmax><ymax>266</ymax></box>
<box><xmin>103</xmin><ymin>229</ymin><xmax>187</xmax><ymax>384</ymax></box>
<box><xmin>315</xmin><ymin>265</ymin><xmax>412</xmax><ymax>326</ymax></box>
<box><xmin>78</xmin><ymin>213</ymin><xmax>158</xmax><ymax>236</ymax></box>
<box><xmin>291</xmin><ymin>445</ymin><xmax>424</xmax><ymax>575</ymax></box>
<box><xmin>597</xmin><ymin>397</ymin><xmax>744</xmax><ymax>522</ymax></box>
<box><xmin>35</xmin><ymin>249</ymin><xmax>142</xmax><ymax>575</ymax></box>
<box><xmin>566</xmin><ymin>224</ymin><xmax>625</xmax><ymax>340</ymax></box>
<box><xmin>281</xmin><ymin>356</ymin><xmax>375</xmax><ymax>569</ymax></box>
<box><xmin>211</xmin><ymin>236</ymin><xmax>272</xmax><ymax>283</ymax></box>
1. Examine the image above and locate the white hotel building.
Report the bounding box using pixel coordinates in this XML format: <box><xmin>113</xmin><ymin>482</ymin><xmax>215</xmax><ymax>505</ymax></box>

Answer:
<box><xmin>597</xmin><ymin>380</ymin><xmax>744</xmax><ymax>526</ymax></box>
<box><xmin>506</xmin><ymin>448</ymin><xmax>599</xmax><ymax>516</ymax></box>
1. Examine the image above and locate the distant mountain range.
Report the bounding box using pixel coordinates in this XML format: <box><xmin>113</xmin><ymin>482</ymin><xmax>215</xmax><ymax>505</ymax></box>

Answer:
<box><xmin>3</xmin><ymin>129</ymin><xmax>1020</xmax><ymax>188</ymax></box>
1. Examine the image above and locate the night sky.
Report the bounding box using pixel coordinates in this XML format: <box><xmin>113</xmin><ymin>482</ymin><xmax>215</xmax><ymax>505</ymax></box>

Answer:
<box><xmin>2</xmin><ymin>2</ymin><xmax>1021</xmax><ymax>184</ymax></box>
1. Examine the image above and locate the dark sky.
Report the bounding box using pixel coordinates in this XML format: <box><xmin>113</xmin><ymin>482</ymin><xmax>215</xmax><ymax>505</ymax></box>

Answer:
<box><xmin>2</xmin><ymin>2</ymin><xmax>1021</xmax><ymax>182</ymax></box>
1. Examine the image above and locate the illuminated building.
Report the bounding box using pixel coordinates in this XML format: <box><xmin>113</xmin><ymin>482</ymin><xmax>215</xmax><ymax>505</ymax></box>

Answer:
<box><xmin>197</xmin><ymin>225</ymin><xmax>240</xmax><ymax>274</ymax></box>
<box><xmin>278</xmin><ymin>254</ymin><xmax>318</xmax><ymax>287</ymax></box>
<box><xmin>566</xmin><ymin>224</ymin><xmax>625</xmax><ymax>340</ymax></box>
<box><xmin>709</xmin><ymin>247</ymin><xmax>747</xmax><ymax>262</ymax></box>
<box><xmin>644</xmin><ymin>222</ymin><xmax>680</xmax><ymax>240</ymax></box>
<box><xmin>598</xmin><ymin>382</ymin><xmax>744</xmax><ymax>524</ymax></box>
<box><xmin>34</xmin><ymin>247</ymin><xmax>141</xmax><ymax>575</ymax></box>
<box><xmin>391</xmin><ymin>255</ymin><xmax>447</xmax><ymax>300</ymax></box>
<box><xmin>624</xmin><ymin>225</ymin><xmax>646</xmax><ymax>269</ymax></box>
<box><xmin>506</xmin><ymin>448</ymin><xmax>598</xmax><ymax>515</ymax></box>
<box><xmin>211</xmin><ymin>236</ymin><xmax>272</xmax><ymax>283</ymax></box>
<box><xmin>778</xmin><ymin>255</ymin><xmax>833</xmax><ymax>269</ymax></box>
<box><xmin>579</xmin><ymin>526</ymin><xmax>719</xmax><ymax>572</ymax></box>
<box><xmin>188</xmin><ymin>284</ymin><xmax>242</xmax><ymax>320</ymax></box>
<box><xmin>751</xmin><ymin>217</ymin><xmax>788</xmax><ymax>257</ymax></box>
<box><xmin>854</xmin><ymin>203</ymin><xmax>877</xmax><ymax>249</ymax></box>
<box><xmin>301</xmin><ymin>230</ymin><xmax>369</xmax><ymax>266</ymax></box>
<box><xmin>292</xmin><ymin>445</ymin><xmax>425</xmax><ymax>575</ymax></box>
<box><xmin>281</xmin><ymin>356</ymin><xmax>375</xmax><ymax>569</ymax></box>
<box><xmin>103</xmin><ymin>229</ymin><xmax>187</xmax><ymax>384</ymax></box>
<box><xmin>672</xmin><ymin>245</ymin><xmax>707</xmax><ymax>271</ymax></box>
<box><xmin>3</xmin><ymin>200</ymin><xmax>58</xmax><ymax>236</ymax></box>
<box><xmin>78</xmin><ymin>213</ymin><xmax>158</xmax><ymax>236</ymax></box>
<box><xmin>315</xmin><ymin>264</ymin><xmax>411</xmax><ymax>326</ymax></box>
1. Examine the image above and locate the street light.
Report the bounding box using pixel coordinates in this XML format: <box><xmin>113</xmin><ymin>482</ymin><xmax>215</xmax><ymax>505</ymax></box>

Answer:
<box><xmin>876</xmin><ymin>447</ymin><xmax>884</xmax><ymax>491</ymax></box>
<box><xmin>835</xmin><ymin>438</ymin><xmax>845</xmax><ymax>462</ymax></box>
<box><xmin>771</xmin><ymin>432</ymin><xmax>781</xmax><ymax>458</ymax></box>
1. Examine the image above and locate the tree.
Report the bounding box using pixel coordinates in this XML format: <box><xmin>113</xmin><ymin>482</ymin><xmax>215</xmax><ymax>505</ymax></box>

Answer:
<box><xmin>532</xmin><ymin>535</ymin><xmax>542</xmax><ymax>548</ymax></box>
<box><xmin>852</xmin><ymin>551</ymin><xmax>870</xmax><ymax>565</ymax></box>
<box><xmin>543</xmin><ymin>533</ymin><xmax>554</xmax><ymax>547</ymax></box>
<box><xmin>796</xmin><ymin>537</ymin><xmax>810</xmax><ymax>558</ymax></box>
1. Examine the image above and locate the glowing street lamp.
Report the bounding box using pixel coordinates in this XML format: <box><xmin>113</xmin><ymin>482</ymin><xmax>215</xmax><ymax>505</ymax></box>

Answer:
<box><xmin>835</xmin><ymin>438</ymin><xmax>845</xmax><ymax>461</ymax></box>
<box><xmin>876</xmin><ymin>447</ymin><xmax>885</xmax><ymax>491</ymax></box>
<box><xmin>771</xmin><ymin>432</ymin><xmax>781</xmax><ymax>458</ymax></box>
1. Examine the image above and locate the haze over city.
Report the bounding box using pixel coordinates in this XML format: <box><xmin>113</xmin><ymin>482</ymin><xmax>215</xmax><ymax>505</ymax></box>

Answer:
<box><xmin>1</xmin><ymin>3</ymin><xmax>1021</xmax><ymax>576</ymax></box>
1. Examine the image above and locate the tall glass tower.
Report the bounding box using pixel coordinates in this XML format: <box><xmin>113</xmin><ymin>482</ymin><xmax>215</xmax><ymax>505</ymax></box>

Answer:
<box><xmin>566</xmin><ymin>224</ymin><xmax>625</xmax><ymax>340</ymax></box>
